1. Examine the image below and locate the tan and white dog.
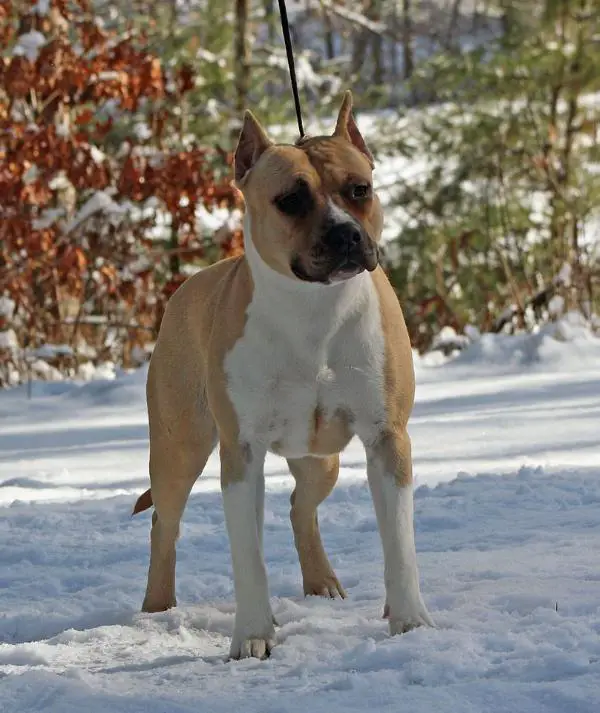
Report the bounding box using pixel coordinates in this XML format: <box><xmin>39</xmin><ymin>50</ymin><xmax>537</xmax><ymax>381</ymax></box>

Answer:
<box><xmin>133</xmin><ymin>91</ymin><xmax>433</xmax><ymax>660</ymax></box>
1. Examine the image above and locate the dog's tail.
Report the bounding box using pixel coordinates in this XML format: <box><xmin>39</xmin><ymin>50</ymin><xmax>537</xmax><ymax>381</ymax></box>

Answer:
<box><xmin>132</xmin><ymin>488</ymin><xmax>153</xmax><ymax>515</ymax></box>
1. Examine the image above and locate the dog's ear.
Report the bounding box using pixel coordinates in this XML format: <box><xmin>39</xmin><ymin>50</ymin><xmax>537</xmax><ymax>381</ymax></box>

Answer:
<box><xmin>234</xmin><ymin>111</ymin><xmax>273</xmax><ymax>185</ymax></box>
<box><xmin>333</xmin><ymin>90</ymin><xmax>374</xmax><ymax>168</ymax></box>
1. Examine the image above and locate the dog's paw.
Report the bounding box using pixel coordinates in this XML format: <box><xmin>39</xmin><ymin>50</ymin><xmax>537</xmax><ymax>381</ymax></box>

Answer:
<box><xmin>141</xmin><ymin>596</ymin><xmax>176</xmax><ymax>613</ymax></box>
<box><xmin>229</xmin><ymin>609</ymin><xmax>276</xmax><ymax>660</ymax></box>
<box><xmin>230</xmin><ymin>634</ymin><xmax>276</xmax><ymax>660</ymax></box>
<box><xmin>387</xmin><ymin>601</ymin><xmax>435</xmax><ymax>635</ymax></box>
<box><xmin>304</xmin><ymin>572</ymin><xmax>347</xmax><ymax>599</ymax></box>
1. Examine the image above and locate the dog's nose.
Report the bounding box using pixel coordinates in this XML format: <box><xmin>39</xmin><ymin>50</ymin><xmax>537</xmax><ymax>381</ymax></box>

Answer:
<box><xmin>323</xmin><ymin>223</ymin><xmax>363</xmax><ymax>252</ymax></box>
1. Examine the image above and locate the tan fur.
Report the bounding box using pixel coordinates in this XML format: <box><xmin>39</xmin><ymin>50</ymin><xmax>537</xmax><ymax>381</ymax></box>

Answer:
<box><xmin>333</xmin><ymin>90</ymin><xmax>374</xmax><ymax>167</ymax></box>
<box><xmin>134</xmin><ymin>92</ymin><xmax>425</xmax><ymax>641</ymax></box>
<box><xmin>288</xmin><ymin>455</ymin><xmax>346</xmax><ymax>598</ymax></box>
<box><xmin>139</xmin><ymin>256</ymin><xmax>249</xmax><ymax>611</ymax></box>
<box><xmin>371</xmin><ymin>267</ymin><xmax>416</xmax><ymax>487</ymax></box>
<box><xmin>306</xmin><ymin>406</ymin><xmax>353</xmax><ymax>457</ymax></box>
<box><xmin>236</xmin><ymin>98</ymin><xmax>381</xmax><ymax>283</ymax></box>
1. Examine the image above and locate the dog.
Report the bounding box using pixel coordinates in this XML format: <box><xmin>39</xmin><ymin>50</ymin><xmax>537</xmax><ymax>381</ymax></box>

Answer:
<box><xmin>133</xmin><ymin>91</ymin><xmax>433</xmax><ymax>660</ymax></box>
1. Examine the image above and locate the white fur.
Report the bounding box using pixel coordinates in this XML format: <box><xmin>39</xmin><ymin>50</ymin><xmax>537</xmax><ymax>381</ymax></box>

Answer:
<box><xmin>366</xmin><ymin>454</ymin><xmax>434</xmax><ymax>631</ymax></box>
<box><xmin>222</xmin><ymin>451</ymin><xmax>275</xmax><ymax>659</ymax></box>
<box><xmin>224</xmin><ymin>218</ymin><xmax>387</xmax><ymax>459</ymax></box>
<box><xmin>326</xmin><ymin>198</ymin><xmax>359</xmax><ymax>226</ymax></box>
<box><xmin>222</xmin><ymin>218</ymin><xmax>431</xmax><ymax>647</ymax></box>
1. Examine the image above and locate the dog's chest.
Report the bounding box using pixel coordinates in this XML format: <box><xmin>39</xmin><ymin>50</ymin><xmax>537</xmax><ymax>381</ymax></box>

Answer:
<box><xmin>224</xmin><ymin>276</ymin><xmax>386</xmax><ymax>458</ymax></box>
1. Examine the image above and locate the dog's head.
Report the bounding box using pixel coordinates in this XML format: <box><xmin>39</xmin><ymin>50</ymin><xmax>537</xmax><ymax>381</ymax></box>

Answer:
<box><xmin>234</xmin><ymin>91</ymin><xmax>383</xmax><ymax>284</ymax></box>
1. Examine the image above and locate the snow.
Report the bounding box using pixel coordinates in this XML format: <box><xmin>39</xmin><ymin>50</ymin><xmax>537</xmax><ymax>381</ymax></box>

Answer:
<box><xmin>196</xmin><ymin>204</ymin><xmax>243</xmax><ymax>238</ymax></box>
<box><xmin>0</xmin><ymin>296</ymin><xmax>16</xmax><ymax>319</ymax></box>
<box><xmin>430</xmin><ymin>325</ymin><xmax>469</xmax><ymax>354</ymax></box>
<box><xmin>12</xmin><ymin>31</ymin><xmax>46</xmax><ymax>62</ymax></box>
<box><xmin>133</xmin><ymin>122</ymin><xmax>152</xmax><ymax>142</ymax></box>
<box><xmin>48</xmin><ymin>172</ymin><xmax>73</xmax><ymax>191</ymax></box>
<box><xmin>557</xmin><ymin>262</ymin><xmax>572</xmax><ymax>287</ymax></box>
<box><xmin>26</xmin><ymin>359</ymin><xmax>63</xmax><ymax>382</ymax></box>
<box><xmin>32</xmin><ymin>208</ymin><xmax>65</xmax><ymax>230</ymax></box>
<box><xmin>22</xmin><ymin>164</ymin><xmax>41</xmax><ymax>185</ymax></box>
<box><xmin>89</xmin><ymin>145</ymin><xmax>107</xmax><ymax>165</ymax></box>
<box><xmin>1</xmin><ymin>325</ymin><xmax>599</xmax><ymax>712</ymax></box>
<box><xmin>0</xmin><ymin>328</ymin><xmax>18</xmax><ymax>350</ymax></box>
<box><xmin>29</xmin><ymin>344</ymin><xmax>74</xmax><ymax>360</ymax></box>
<box><xmin>65</xmin><ymin>190</ymin><xmax>127</xmax><ymax>234</ymax></box>
<box><xmin>447</xmin><ymin>312</ymin><xmax>600</xmax><ymax>372</ymax></box>
<box><xmin>33</xmin><ymin>0</ymin><xmax>50</xmax><ymax>15</ymax></box>
<box><xmin>548</xmin><ymin>295</ymin><xmax>565</xmax><ymax>318</ymax></box>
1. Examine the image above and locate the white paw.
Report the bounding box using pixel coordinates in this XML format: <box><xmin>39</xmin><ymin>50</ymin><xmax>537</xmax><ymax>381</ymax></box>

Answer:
<box><xmin>230</xmin><ymin>635</ymin><xmax>276</xmax><ymax>660</ymax></box>
<box><xmin>387</xmin><ymin>599</ymin><xmax>435</xmax><ymax>635</ymax></box>
<box><xmin>229</xmin><ymin>610</ymin><xmax>276</xmax><ymax>660</ymax></box>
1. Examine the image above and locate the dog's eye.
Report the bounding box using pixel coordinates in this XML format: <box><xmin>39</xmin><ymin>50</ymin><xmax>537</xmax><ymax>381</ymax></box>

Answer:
<box><xmin>274</xmin><ymin>180</ymin><xmax>314</xmax><ymax>217</ymax></box>
<box><xmin>349</xmin><ymin>183</ymin><xmax>371</xmax><ymax>200</ymax></box>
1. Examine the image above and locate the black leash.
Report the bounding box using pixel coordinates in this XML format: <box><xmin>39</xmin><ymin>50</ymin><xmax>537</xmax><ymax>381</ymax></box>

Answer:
<box><xmin>277</xmin><ymin>0</ymin><xmax>305</xmax><ymax>138</ymax></box>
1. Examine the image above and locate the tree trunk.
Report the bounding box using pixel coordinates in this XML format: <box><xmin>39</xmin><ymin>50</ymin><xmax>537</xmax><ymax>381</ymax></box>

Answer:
<box><xmin>371</xmin><ymin>0</ymin><xmax>383</xmax><ymax>85</ymax></box>
<box><xmin>446</xmin><ymin>0</ymin><xmax>463</xmax><ymax>50</ymax></box>
<box><xmin>402</xmin><ymin>0</ymin><xmax>414</xmax><ymax>81</ymax></box>
<box><xmin>264</xmin><ymin>0</ymin><xmax>276</xmax><ymax>43</ymax></box>
<box><xmin>390</xmin><ymin>1</ymin><xmax>399</xmax><ymax>80</ymax></box>
<box><xmin>351</xmin><ymin>0</ymin><xmax>371</xmax><ymax>79</ymax></box>
<box><xmin>169</xmin><ymin>219</ymin><xmax>181</xmax><ymax>277</ymax></box>
<box><xmin>324</xmin><ymin>12</ymin><xmax>335</xmax><ymax>60</ymax></box>
<box><xmin>234</xmin><ymin>0</ymin><xmax>251</xmax><ymax>114</ymax></box>
<box><xmin>264</xmin><ymin>0</ymin><xmax>276</xmax><ymax>97</ymax></box>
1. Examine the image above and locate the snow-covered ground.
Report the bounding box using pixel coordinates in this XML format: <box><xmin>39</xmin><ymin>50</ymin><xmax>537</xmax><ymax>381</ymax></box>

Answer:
<box><xmin>1</xmin><ymin>324</ymin><xmax>600</xmax><ymax>712</ymax></box>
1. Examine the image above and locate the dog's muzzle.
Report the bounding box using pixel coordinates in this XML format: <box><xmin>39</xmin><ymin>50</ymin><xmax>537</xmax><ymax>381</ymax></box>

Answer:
<box><xmin>290</xmin><ymin>220</ymin><xmax>379</xmax><ymax>284</ymax></box>
<box><xmin>322</xmin><ymin>221</ymin><xmax>378</xmax><ymax>275</ymax></box>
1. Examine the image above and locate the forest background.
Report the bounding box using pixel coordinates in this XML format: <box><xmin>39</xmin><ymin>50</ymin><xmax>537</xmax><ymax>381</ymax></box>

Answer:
<box><xmin>1</xmin><ymin>0</ymin><xmax>598</xmax><ymax>385</ymax></box>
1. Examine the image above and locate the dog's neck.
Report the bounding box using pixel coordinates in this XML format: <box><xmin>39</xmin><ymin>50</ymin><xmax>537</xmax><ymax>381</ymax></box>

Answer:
<box><xmin>242</xmin><ymin>215</ymin><xmax>371</xmax><ymax>322</ymax></box>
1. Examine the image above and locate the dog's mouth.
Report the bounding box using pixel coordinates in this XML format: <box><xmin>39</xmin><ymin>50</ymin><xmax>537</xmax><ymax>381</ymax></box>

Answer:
<box><xmin>291</xmin><ymin>248</ymin><xmax>379</xmax><ymax>285</ymax></box>
<box><xmin>290</xmin><ymin>259</ymin><xmax>325</xmax><ymax>283</ymax></box>
<box><xmin>329</xmin><ymin>258</ymin><xmax>366</xmax><ymax>281</ymax></box>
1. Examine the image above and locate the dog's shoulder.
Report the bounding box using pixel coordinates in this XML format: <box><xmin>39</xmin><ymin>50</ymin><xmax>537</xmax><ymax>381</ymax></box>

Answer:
<box><xmin>167</xmin><ymin>254</ymin><xmax>250</xmax><ymax>317</ymax></box>
<box><xmin>367</xmin><ymin>267</ymin><xmax>415</xmax><ymax>429</ymax></box>
<box><xmin>153</xmin><ymin>254</ymin><xmax>252</xmax><ymax>360</ymax></box>
<box><xmin>170</xmin><ymin>255</ymin><xmax>249</xmax><ymax>304</ymax></box>
<box><xmin>369</xmin><ymin>266</ymin><xmax>403</xmax><ymax>318</ymax></box>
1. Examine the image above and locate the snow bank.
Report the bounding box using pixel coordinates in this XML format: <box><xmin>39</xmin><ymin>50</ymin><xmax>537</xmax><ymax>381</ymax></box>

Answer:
<box><xmin>416</xmin><ymin>312</ymin><xmax>600</xmax><ymax>378</ymax></box>
<box><xmin>62</xmin><ymin>361</ymin><xmax>148</xmax><ymax>407</ymax></box>
<box><xmin>5</xmin><ymin>310</ymin><xmax>598</xmax><ymax>397</ymax></box>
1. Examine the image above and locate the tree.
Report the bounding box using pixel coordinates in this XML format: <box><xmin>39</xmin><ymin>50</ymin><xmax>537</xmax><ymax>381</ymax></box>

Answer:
<box><xmin>401</xmin><ymin>0</ymin><xmax>413</xmax><ymax>81</ymax></box>
<box><xmin>386</xmin><ymin>0</ymin><xmax>600</xmax><ymax>350</ymax></box>
<box><xmin>0</xmin><ymin>0</ymin><xmax>242</xmax><ymax>386</ymax></box>
<box><xmin>234</xmin><ymin>0</ymin><xmax>251</xmax><ymax>114</ymax></box>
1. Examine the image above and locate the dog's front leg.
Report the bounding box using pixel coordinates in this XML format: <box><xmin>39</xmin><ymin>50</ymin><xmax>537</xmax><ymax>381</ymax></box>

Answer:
<box><xmin>221</xmin><ymin>441</ymin><xmax>275</xmax><ymax>660</ymax></box>
<box><xmin>365</xmin><ymin>430</ymin><xmax>434</xmax><ymax>635</ymax></box>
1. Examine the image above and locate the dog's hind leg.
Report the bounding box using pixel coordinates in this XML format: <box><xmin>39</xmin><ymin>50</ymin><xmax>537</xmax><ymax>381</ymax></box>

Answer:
<box><xmin>287</xmin><ymin>455</ymin><xmax>346</xmax><ymax>599</ymax></box>
<box><xmin>141</xmin><ymin>411</ymin><xmax>216</xmax><ymax>613</ymax></box>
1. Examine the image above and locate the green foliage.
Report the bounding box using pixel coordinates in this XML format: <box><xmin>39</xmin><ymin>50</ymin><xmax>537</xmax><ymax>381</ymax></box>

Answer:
<box><xmin>387</xmin><ymin>0</ymin><xmax>600</xmax><ymax>350</ymax></box>
<box><xmin>103</xmin><ymin>0</ymin><xmax>338</xmax><ymax>148</ymax></box>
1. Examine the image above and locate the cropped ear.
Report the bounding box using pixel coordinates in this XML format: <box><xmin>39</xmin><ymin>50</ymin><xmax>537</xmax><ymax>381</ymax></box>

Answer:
<box><xmin>234</xmin><ymin>111</ymin><xmax>273</xmax><ymax>185</ymax></box>
<box><xmin>333</xmin><ymin>90</ymin><xmax>374</xmax><ymax>168</ymax></box>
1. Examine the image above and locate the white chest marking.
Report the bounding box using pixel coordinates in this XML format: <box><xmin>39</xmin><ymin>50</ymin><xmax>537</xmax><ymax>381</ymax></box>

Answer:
<box><xmin>223</xmin><ymin>222</ymin><xmax>387</xmax><ymax>457</ymax></box>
